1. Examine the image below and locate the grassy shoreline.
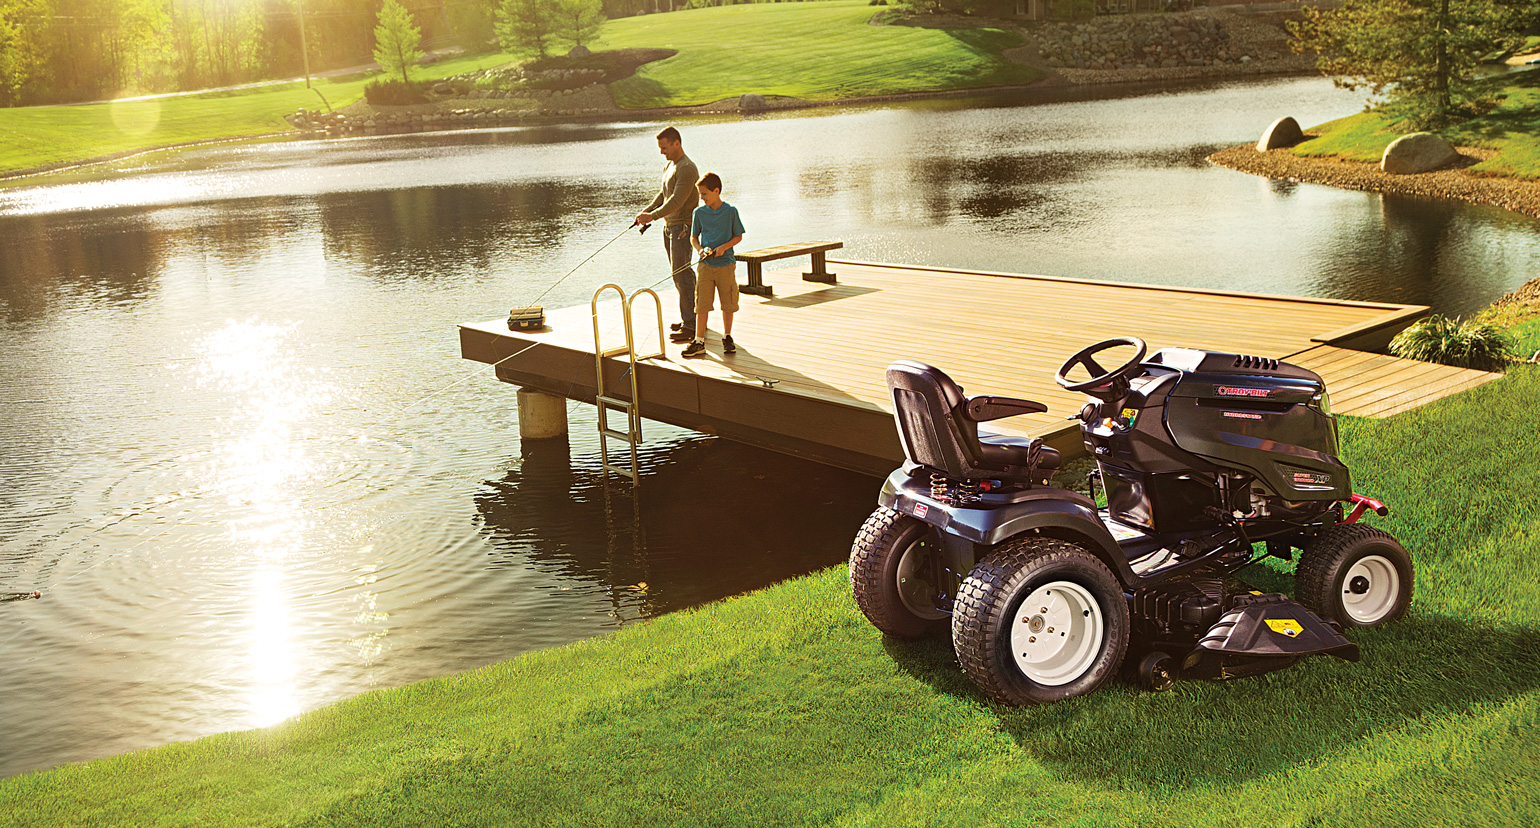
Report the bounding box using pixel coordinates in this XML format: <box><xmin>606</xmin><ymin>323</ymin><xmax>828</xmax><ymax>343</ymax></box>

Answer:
<box><xmin>4</xmin><ymin>293</ymin><xmax>1539</xmax><ymax>823</ymax></box>
<box><xmin>0</xmin><ymin>1</ymin><xmax>1046</xmax><ymax>180</ymax></box>
<box><xmin>1209</xmin><ymin>71</ymin><xmax>1540</xmax><ymax>217</ymax></box>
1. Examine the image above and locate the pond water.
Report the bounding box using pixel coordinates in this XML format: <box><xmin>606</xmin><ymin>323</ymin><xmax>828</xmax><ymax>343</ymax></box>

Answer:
<box><xmin>3</xmin><ymin>74</ymin><xmax>1539</xmax><ymax>779</ymax></box>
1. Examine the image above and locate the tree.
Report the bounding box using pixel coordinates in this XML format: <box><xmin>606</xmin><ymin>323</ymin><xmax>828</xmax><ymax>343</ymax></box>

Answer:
<box><xmin>556</xmin><ymin>0</ymin><xmax>603</xmax><ymax>49</ymax></box>
<box><xmin>1290</xmin><ymin>0</ymin><xmax>1522</xmax><ymax>122</ymax></box>
<box><xmin>496</xmin><ymin>0</ymin><xmax>557</xmax><ymax>57</ymax></box>
<box><xmin>373</xmin><ymin>0</ymin><xmax>423</xmax><ymax>84</ymax></box>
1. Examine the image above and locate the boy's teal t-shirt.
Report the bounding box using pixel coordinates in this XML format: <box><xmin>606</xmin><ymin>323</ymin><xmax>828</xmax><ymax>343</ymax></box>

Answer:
<box><xmin>691</xmin><ymin>202</ymin><xmax>745</xmax><ymax>266</ymax></box>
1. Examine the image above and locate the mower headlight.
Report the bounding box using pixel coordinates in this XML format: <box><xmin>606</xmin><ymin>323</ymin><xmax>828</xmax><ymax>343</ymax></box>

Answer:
<box><xmin>1313</xmin><ymin>392</ymin><xmax>1331</xmax><ymax>416</ymax></box>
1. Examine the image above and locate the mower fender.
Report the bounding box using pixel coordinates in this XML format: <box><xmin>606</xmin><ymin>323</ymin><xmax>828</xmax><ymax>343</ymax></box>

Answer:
<box><xmin>876</xmin><ymin>470</ymin><xmax>1132</xmax><ymax>582</ymax></box>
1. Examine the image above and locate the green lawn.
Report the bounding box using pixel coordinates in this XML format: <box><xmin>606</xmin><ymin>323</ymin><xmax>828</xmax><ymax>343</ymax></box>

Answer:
<box><xmin>0</xmin><ymin>52</ymin><xmax>521</xmax><ymax>177</ymax></box>
<box><xmin>0</xmin><ymin>2</ymin><xmax>1041</xmax><ymax>177</ymax></box>
<box><xmin>3</xmin><ymin>355</ymin><xmax>1538</xmax><ymax>825</ymax></box>
<box><xmin>1293</xmin><ymin>71</ymin><xmax>1540</xmax><ymax>179</ymax></box>
<box><xmin>597</xmin><ymin>1</ymin><xmax>1041</xmax><ymax>108</ymax></box>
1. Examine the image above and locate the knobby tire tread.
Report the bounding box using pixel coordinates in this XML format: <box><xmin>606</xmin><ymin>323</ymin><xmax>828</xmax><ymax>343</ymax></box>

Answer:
<box><xmin>952</xmin><ymin>537</ymin><xmax>1128</xmax><ymax>706</ymax></box>
<box><xmin>1297</xmin><ymin>523</ymin><xmax>1413</xmax><ymax>627</ymax></box>
<box><xmin>849</xmin><ymin>506</ymin><xmax>940</xmax><ymax>639</ymax></box>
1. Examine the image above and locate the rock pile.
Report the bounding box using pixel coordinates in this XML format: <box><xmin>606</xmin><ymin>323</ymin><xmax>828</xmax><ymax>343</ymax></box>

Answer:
<box><xmin>1029</xmin><ymin>13</ymin><xmax>1239</xmax><ymax>70</ymax></box>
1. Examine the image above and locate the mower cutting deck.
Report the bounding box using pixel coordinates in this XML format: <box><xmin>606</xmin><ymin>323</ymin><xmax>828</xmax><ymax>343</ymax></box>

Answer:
<box><xmin>850</xmin><ymin>337</ymin><xmax>1414</xmax><ymax>705</ymax></box>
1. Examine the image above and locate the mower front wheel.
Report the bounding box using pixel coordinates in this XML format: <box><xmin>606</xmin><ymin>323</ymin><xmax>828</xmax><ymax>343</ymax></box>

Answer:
<box><xmin>952</xmin><ymin>537</ymin><xmax>1129</xmax><ymax>705</ymax></box>
<box><xmin>850</xmin><ymin>507</ymin><xmax>949</xmax><ymax>639</ymax></box>
<box><xmin>1297</xmin><ymin>524</ymin><xmax>1414</xmax><ymax>628</ymax></box>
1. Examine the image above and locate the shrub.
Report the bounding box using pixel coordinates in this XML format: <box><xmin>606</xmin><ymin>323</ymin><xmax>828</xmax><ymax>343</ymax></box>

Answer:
<box><xmin>364</xmin><ymin>78</ymin><xmax>429</xmax><ymax>106</ymax></box>
<box><xmin>1389</xmin><ymin>314</ymin><xmax>1516</xmax><ymax>371</ymax></box>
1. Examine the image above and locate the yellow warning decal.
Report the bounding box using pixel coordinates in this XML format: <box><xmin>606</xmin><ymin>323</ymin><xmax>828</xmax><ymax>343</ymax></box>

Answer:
<box><xmin>1120</xmin><ymin>408</ymin><xmax>1138</xmax><ymax>427</ymax></box>
<box><xmin>1266</xmin><ymin>619</ymin><xmax>1304</xmax><ymax>637</ymax></box>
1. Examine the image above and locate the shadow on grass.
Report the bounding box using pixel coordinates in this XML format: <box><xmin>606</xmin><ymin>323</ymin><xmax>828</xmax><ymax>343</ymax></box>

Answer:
<box><xmin>884</xmin><ymin>613</ymin><xmax>1540</xmax><ymax>790</ymax></box>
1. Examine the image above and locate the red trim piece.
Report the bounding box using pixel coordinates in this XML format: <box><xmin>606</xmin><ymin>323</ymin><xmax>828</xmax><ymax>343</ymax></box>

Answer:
<box><xmin>1341</xmin><ymin>493</ymin><xmax>1388</xmax><ymax>524</ymax></box>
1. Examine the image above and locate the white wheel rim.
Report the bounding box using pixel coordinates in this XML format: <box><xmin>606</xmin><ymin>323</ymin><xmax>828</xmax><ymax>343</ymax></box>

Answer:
<box><xmin>1342</xmin><ymin>554</ymin><xmax>1400</xmax><ymax>624</ymax></box>
<box><xmin>896</xmin><ymin>535</ymin><xmax>947</xmax><ymax>621</ymax></box>
<box><xmin>1009</xmin><ymin>580</ymin><xmax>1104</xmax><ymax>686</ymax></box>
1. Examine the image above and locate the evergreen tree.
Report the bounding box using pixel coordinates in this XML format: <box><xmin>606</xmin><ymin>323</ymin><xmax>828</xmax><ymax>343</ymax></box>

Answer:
<box><xmin>1291</xmin><ymin>0</ymin><xmax>1522</xmax><ymax>122</ymax></box>
<box><xmin>373</xmin><ymin>0</ymin><xmax>424</xmax><ymax>84</ymax></box>
<box><xmin>496</xmin><ymin>0</ymin><xmax>557</xmax><ymax>58</ymax></box>
<box><xmin>557</xmin><ymin>0</ymin><xmax>604</xmax><ymax>49</ymax></box>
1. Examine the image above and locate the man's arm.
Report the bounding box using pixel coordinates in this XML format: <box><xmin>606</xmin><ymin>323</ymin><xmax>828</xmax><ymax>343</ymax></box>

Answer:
<box><xmin>636</xmin><ymin>188</ymin><xmax>667</xmax><ymax>225</ymax></box>
<box><xmin>648</xmin><ymin>159</ymin><xmax>699</xmax><ymax>223</ymax></box>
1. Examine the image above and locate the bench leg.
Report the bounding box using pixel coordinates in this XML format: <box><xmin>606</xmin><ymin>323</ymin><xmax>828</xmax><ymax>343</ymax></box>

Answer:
<box><xmin>802</xmin><ymin>250</ymin><xmax>836</xmax><ymax>284</ymax></box>
<box><xmin>741</xmin><ymin>260</ymin><xmax>773</xmax><ymax>297</ymax></box>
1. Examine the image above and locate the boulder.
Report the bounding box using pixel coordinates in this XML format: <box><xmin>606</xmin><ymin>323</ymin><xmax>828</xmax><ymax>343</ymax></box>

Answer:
<box><xmin>1256</xmin><ymin>116</ymin><xmax>1305</xmax><ymax>151</ymax></box>
<box><xmin>568</xmin><ymin>44</ymin><xmax>591</xmax><ymax>58</ymax></box>
<box><xmin>1381</xmin><ymin>132</ymin><xmax>1459</xmax><ymax>174</ymax></box>
<box><xmin>433</xmin><ymin>82</ymin><xmax>453</xmax><ymax>96</ymax></box>
<box><xmin>739</xmin><ymin>93</ymin><xmax>766</xmax><ymax>112</ymax></box>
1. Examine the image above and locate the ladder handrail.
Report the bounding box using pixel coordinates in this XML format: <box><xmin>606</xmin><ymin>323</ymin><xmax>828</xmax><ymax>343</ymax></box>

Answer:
<box><xmin>591</xmin><ymin>284</ymin><xmax>665</xmax><ymax>486</ymax></box>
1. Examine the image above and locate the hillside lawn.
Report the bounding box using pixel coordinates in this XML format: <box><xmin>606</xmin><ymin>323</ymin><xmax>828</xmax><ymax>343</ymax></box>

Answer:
<box><xmin>0</xmin><ymin>1</ymin><xmax>1039</xmax><ymax>178</ymax></box>
<box><xmin>1292</xmin><ymin>69</ymin><xmax>1540</xmax><ymax>179</ymax></box>
<box><xmin>595</xmin><ymin>0</ymin><xmax>1042</xmax><ymax>108</ymax></box>
<box><xmin>3</xmin><ymin>338</ymin><xmax>1538</xmax><ymax>824</ymax></box>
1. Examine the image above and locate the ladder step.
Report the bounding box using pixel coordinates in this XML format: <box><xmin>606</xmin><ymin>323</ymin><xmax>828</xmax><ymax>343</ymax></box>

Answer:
<box><xmin>598</xmin><ymin>345</ymin><xmax>630</xmax><ymax>358</ymax></box>
<box><xmin>596</xmin><ymin>395</ymin><xmax>634</xmax><ymax>409</ymax></box>
<box><xmin>600</xmin><ymin>428</ymin><xmax>636</xmax><ymax>442</ymax></box>
<box><xmin>602</xmin><ymin>463</ymin><xmax>637</xmax><ymax>479</ymax></box>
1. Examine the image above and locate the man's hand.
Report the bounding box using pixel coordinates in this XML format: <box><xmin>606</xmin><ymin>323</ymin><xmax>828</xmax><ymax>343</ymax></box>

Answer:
<box><xmin>635</xmin><ymin>212</ymin><xmax>654</xmax><ymax>226</ymax></box>
<box><xmin>700</xmin><ymin>247</ymin><xmax>715</xmax><ymax>258</ymax></box>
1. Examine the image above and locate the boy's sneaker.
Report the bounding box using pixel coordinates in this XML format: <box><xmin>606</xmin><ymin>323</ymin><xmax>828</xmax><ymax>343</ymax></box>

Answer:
<box><xmin>722</xmin><ymin>335</ymin><xmax>737</xmax><ymax>354</ymax></box>
<box><xmin>681</xmin><ymin>339</ymin><xmax>707</xmax><ymax>358</ymax></box>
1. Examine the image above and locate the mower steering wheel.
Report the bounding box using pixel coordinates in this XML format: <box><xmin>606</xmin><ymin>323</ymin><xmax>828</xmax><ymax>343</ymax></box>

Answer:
<box><xmin>1055</xmin><ymin>337</ymin><xmax>1148</xmax><ymax>400</ymax></box>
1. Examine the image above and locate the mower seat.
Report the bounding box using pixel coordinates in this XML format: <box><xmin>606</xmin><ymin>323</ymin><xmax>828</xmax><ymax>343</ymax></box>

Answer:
<box><xmin>886</xmin><ymin>360</ymin><xmax>1059</xmax><ymax>485</ymax></box>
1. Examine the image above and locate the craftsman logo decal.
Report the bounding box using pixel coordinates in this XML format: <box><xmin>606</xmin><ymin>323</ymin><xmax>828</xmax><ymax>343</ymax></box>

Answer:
<box><xmin>1266</xmin><ymin>619</ymin><xmax>1304</xmax><ymax>638</ymax></box>
<box><xmin>913</xmin><ymin>503</ymin><xmax>928</xmax><ymax>518</ymax></box>
<box><xmin>1119</xmin><ymin>408</ymin><xmax>1138</xmax><ymax>427</ymax></box>
<box><xmin>1217</xmin><ymin>386</ymin><xmax>1271</xmax><ymax>398</ymax></box>
<box><xmin>1222</xmin><ymin>411</ymin><xmax>1262</xmax><ymax>420</ymax></box>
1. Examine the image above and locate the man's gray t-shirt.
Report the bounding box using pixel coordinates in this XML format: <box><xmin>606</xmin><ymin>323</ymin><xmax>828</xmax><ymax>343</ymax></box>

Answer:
<box><xmin>647</xmin><ymin>153</ymin><xmax>700</xmax><ymax>226</ymax></box>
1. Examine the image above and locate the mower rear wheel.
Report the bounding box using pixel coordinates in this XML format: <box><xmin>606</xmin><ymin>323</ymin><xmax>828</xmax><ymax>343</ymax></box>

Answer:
<box><xmin>1297</xmin><ymin>524</ymin><xmax>1414</xmax><ymax>628</ymax></box>
<box><xmin>952</xmin><ymin>537</ymin><xmax>1129</xmax><ymax>705</ymax></box>
<box><xmin>850</xmin><ymin>507</ymin><xmax>949</xmax><ymax>639</ymax></box>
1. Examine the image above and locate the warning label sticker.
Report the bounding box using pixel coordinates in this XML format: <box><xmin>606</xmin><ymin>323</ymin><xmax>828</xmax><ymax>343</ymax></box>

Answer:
<box><xmin>1265</xmin><ymin>618</ymin><xmax>1304</xmax><ymax>638</ymax></box>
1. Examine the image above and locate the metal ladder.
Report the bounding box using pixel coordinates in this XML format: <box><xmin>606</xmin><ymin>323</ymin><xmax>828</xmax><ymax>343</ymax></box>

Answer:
<box><xmin>591</xmin><ymin>284</ymin><xmax>665</xmax><ymax>485</ymax></box>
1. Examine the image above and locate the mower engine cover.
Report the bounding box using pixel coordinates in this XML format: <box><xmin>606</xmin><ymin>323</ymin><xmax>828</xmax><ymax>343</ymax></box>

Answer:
<box><xmin>1150</xmin><ymin>348</ymin><xmax>1350</xmax><ymax>502</ymax></box>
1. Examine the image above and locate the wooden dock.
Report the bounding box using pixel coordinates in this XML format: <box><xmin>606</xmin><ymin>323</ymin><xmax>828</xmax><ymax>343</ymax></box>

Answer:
<box><xmin>460</xmin><ymin>259</ymin><xmax>1502</xmax><ymax>476</ymax></box>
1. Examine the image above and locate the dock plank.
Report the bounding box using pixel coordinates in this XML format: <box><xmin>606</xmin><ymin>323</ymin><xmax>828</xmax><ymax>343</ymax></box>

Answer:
<box><xmin>461</xmin><ymin>259</ymin><xmax>1496</xmax><ymax>476</ymax></box>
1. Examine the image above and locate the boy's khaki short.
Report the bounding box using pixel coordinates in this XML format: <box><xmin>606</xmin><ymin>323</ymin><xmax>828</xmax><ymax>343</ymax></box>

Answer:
<box><xmin>695</xmin><ymin>262</ymin><xmax>739</xmax><ymax>313</ymax></box>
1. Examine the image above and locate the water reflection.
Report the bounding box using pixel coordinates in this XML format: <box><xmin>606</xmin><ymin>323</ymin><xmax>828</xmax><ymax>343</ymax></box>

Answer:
<box><xmin>475</xmin><ymin>437</ymin><xmax>876</xmax><ymax>617</ymax></box>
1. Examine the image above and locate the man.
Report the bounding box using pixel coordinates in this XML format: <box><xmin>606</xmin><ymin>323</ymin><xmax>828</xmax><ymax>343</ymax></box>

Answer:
<box><xmin>634</xmin><ymin>126</ymin><xmax>700</xmax><ymax>343</ymax></box>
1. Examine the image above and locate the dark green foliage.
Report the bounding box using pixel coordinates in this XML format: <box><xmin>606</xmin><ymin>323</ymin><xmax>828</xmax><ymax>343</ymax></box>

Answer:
<box><xmin>1389</xmin><ymin>313</ymin><xmax>1516</xmax><ymax>371</ymax></box>
<box><xmin>363</xmin><ymin>78</ymin><xmax>428</xmax><ymax>106</ymax></box>
<box><xmin>1289</xmin><ymin>0</ymin><xmax>1527</xmax><ymax>122</ymax></box>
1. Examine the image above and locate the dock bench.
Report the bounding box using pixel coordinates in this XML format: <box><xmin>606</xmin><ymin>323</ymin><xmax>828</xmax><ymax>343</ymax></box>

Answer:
<box><xmin>735</xmin><ymin>241</ymin><xmax>843</xmax><ymax>297</ymax></box>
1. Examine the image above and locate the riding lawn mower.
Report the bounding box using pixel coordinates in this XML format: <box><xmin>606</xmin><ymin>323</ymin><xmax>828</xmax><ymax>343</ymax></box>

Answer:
<box><xmin>850</xmin><ymin>337</ymin><xmax>1414</xmax><ymax>705</ymax></box>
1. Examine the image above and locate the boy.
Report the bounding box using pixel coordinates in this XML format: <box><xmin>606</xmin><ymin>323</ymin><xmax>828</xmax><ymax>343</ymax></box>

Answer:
<box><xmin>683</xmin><ymin>172</ymin><xmax>745</xmax><ymax>358</ymax></box>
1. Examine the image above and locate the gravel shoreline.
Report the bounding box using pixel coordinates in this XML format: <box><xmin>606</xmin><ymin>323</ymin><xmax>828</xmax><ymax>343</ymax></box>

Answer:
<box><xmin>1208</xmin><ymin>143</ymin><xmax>1540</xmax><ymax>220</ymax></box>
